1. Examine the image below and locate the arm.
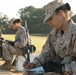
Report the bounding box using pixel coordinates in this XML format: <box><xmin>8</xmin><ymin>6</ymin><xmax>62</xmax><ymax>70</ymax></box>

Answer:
<box><xmin>14</xmin><ymin>27</ymin><xmax>27</xmax><ymax>48</ymax></box>
<box><xmin>32</xmin><ymin>34</ymin><xmax>56</xmax><ymax>67</ymax></box>
<box><xmin>71</xmin><ymin>36</ymin><xmax>76</xmax><ymax>57</ymax></box>
<box><xmin>67</xmin><ymin>33</ymin><xmax>76</xmax><ymax>57</ymax></box>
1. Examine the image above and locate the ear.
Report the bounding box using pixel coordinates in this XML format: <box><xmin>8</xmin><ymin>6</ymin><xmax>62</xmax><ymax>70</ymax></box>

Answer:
<box><xmin>59</xmin><ymin>10</ymin><xmax>64</xmax><ymax>17</ymax></box>
<box><xmin>15</xmin><ymin>23</ymin><xmax>18</xmax><ymax>25</ymax></box>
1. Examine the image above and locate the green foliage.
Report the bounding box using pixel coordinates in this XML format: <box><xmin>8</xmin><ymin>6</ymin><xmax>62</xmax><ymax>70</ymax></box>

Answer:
<box><xmin>72</xmin><ymin>14</ymin><xmax>76</xmax><ymax>23</ymax></box>
<box><xmin>0</xmin><ymin>13</ymin><xmax>9</xmax><ymax>31</ymax></box>
<box><xmin>1</xmin><ymin>6</ymin><xmax>76</xmax><ymax>34</ymax></box>
<box><xmin>18</xmin><ymin>6</ymin><xmax>52</xmax><ymax>34</ymax></box>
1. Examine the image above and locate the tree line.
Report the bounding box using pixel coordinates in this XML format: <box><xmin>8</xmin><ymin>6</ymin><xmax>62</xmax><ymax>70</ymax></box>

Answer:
<box><xmin>0</xmin><ymin>6</ymin><xmax>76</xmax><ymax>34</ymax></box>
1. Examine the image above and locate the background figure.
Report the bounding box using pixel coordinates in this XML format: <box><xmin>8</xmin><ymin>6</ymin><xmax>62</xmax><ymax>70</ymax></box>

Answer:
<box><xmin>0</xmin><ymin>18</ymin><xmax>31</xmax><ymax>70</ymax></box>
<box><xmin>0</xmin><ymin>29</ymin><xmax>3</xmax><ymax>58</ymax></box>
<box><xmin>23</xmin><ymin>0</ymin><xmax>76</xmax><ymax>75</ymax></box>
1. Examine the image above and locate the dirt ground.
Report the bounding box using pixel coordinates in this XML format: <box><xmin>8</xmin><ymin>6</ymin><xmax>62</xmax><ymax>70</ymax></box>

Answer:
<box><xmin>12</xmin><ymin>72</ymin><xmax>23</xmax><ymax>75</ymax></box>
<box><xmin>0</xmin><ymin>60</ymin><xmax>23</xmax><ymax>75</ymax></box>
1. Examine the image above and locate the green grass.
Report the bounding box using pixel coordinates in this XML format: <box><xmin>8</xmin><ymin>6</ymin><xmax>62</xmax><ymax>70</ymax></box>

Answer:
<box><xmin>3</xmin><ymin>34</ymin><xmax>47</xmax><ymax>53</ymax></box>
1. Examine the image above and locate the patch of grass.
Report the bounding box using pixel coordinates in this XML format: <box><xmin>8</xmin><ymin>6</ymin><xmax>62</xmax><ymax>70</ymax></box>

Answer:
<box><xmin>30</xmin><ymin>35</ymin><xmax>47</xmax><ymax>53</ymax></box>
<box><xmin>3</xmin><ymin>34</ymin><xmax>15</xmax><ymax>41</ymax></box>
<box><xmin>3</xmin><ymin>34</ymin><xmax>47</xmax><ymax>53</ymax></box>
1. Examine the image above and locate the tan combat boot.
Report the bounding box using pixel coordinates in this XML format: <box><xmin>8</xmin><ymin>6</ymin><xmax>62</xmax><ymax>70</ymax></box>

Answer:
<box><xmin>0</xmin><ymin>60</ymin><xmax>12</xmax><ymax>70</ymax></box>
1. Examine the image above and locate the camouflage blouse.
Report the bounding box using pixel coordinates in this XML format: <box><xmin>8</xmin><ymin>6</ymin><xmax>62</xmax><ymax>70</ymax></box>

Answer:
<box><xmin>14</xmin><ymin>25</ymin><xmax>30</xmax><ymax>48</ymax></box>
<box><xmin>33</xmin><ymin>20</ymin><xmax>76</xmax><ymax>67</ymax></box>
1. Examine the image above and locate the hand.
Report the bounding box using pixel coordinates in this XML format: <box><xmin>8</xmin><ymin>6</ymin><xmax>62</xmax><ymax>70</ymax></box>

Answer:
<box><xmin>23</xmin><ymin>61</ymin><xmax>36</xmax><ymax>69</ymax></box>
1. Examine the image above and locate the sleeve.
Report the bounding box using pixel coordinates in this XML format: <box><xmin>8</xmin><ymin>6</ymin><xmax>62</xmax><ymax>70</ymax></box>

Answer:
<box><xmin>8</xmin><ymin>41</ymin><xmax>15</xmax><ymax>46</ymax></box>
<box><xmin>32</xmin><ymin>34</ymin><xmax>56</xmax><ymax>67</ymax></box>
<box><xmin>14</xmin><ymin>28</ymin><xmax>27</xmax><ymax>48</ymax></box>
<box><xmin>71</xmin><ymin>35</ymin><xmax>76</xmax><ymax>56</ymax></box>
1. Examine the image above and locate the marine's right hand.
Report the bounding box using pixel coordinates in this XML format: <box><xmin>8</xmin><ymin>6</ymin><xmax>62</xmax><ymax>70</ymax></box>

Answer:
<box><xmin>23</xmin><ymin>61</ymin><xmax>36</xmax><ymax>69</ymax></box>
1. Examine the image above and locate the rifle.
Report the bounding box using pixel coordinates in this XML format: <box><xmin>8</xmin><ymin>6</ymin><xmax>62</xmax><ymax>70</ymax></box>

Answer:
<box><xmin>22</xmin><ymin>20</ymin><xmax>36</xmax><ymax>63</ymax></box>
<box><xmin>25</xmin><ymin>20</ymin><xmax>30</xmax><ymax>45</ymax></box>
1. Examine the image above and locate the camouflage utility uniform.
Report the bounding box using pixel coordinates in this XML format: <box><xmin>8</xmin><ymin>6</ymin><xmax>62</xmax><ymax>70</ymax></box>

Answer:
<box><xmin>3</xmin><ymin>25</ymin><xmax>30</xmax><ymax>60</ymax></box>
<box><xmin>33</xmin><ymin>20</ymin><xmax>76</xmax><ymax>74</ymax></box>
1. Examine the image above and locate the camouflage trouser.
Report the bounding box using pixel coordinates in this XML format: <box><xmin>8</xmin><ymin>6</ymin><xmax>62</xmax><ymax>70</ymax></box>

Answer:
<box><xmin>3</xmin><ymin>43</ymin><xmax>22</xmax><ymax>60</ymax></box>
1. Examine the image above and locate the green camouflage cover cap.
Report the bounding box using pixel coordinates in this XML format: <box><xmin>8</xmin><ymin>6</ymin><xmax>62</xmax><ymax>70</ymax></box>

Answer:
<box><xmin>8</xmin><ymin>18</ymin><xmax>15</xmax><ymax>28</ymax></box>
<box><xmin>43</xmin><ymin>0</ymin><xmax>64</xmax><ymax>23</ymax></box>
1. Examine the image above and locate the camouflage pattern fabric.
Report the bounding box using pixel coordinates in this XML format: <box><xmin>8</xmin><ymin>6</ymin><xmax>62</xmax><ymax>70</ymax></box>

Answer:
<box><xmin>3</xmin><ymin>25</ymin><xmax>31</xmax><ymax>60</ymax></box>
<box><xmin>33</xmin><ymin>20</ymin><xmax>76</xmax><ymax>69</ymax></box>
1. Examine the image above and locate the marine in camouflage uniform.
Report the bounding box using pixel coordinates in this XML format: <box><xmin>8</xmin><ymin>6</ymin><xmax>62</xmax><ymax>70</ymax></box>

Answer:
<box><xmin>0</xmin><ymin>29</ymin><xmax>3</xmax><ymax>58</ymax></box>
<box><xmin>0</xmin><ymin>18</ymin><xmax>31</xmax><ymax>70</ymax></box>
<box><xmin>33</xmin><ymin>20</ymin><xmax>76</xmax><ymax>74</ymax></box>
<box><xmin>3</xmin><ymin>25</ymin><xmax>27</xmax><ymax>60</ymax></box>
<box><xmin>23</xmin><ymin>0</ymin><xmax>76</xmax><ymax>75</ymax></box>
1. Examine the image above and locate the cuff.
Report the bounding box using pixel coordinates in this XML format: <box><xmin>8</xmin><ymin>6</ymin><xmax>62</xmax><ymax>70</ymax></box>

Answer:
<box><xmin>32</xmin><ymin>59</ymin><xmax>41</xmax><ymax>67</ymax></box>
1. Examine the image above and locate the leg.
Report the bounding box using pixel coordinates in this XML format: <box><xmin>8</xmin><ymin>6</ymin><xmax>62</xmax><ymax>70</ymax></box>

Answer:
<box><xmin>0</xmin><ymin>43</ymin><xmax>17</xmax><ymax>70</ymax></box>
<box><xmin>3</xmin><ymin>44</ymin><xmax>17</xmax><ymax>60</ymax></box>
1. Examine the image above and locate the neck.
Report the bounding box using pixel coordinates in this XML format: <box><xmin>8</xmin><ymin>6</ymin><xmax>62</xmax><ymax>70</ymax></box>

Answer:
<box><xmin>61</xmin><ymin>20</ymin><xmax>70</xmax><ymax>32</ymax></box>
